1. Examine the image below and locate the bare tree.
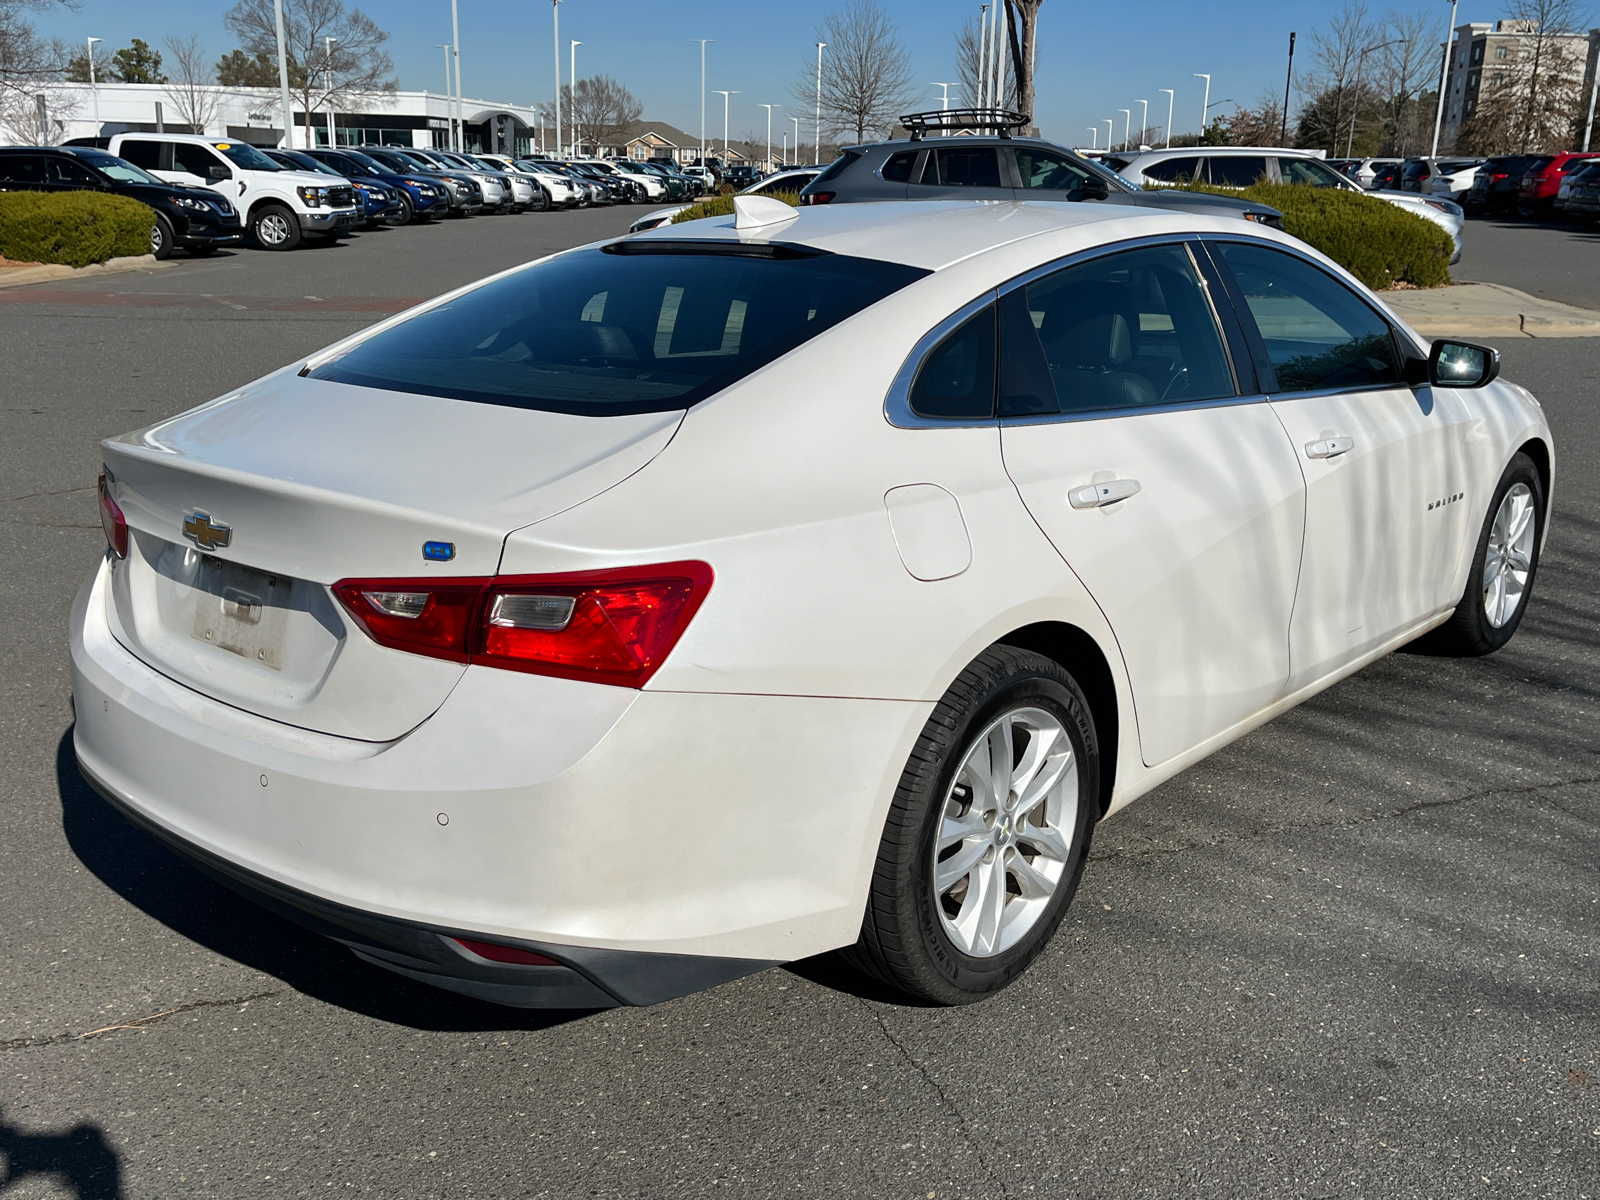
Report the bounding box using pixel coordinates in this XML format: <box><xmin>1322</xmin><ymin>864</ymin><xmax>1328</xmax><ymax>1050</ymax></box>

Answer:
<box><xmin>160</xmin><ymin>35</ymin><xmax>223</xmax><ymax>134</ymax></box>
<box><xmin>564</xmin><ymin>75</ymin><xmax>642</xmax><ymax>154</ymax></box>
<box><xmin>0</xmin><ymin>0</ymin><xmax>76</xmax><ymax>144</ymax></box>
<box><xmin>1226</xmin><ymin>92</ymin><xmax>1289</xmax><ymax>146</ymax></box>
<box><xmin>223</xmin><ymin>0</ymin><xmax>395</xmax><ymax>147</ymax></box>
<box><xmin>954</xmin><ymin>11</ymin><xmax>1018</xmax><ymax>112</ymax></box>
<box><xmin>1373</xmin><ymin>9</ymin><xmax>1441</xmax><ymax>155</ymax></box>
<box><xmin>1297</xmin><ymin>1</ymin><xmax>1377</xmax><ymax>152</ymax></box>
<box><xmin>795</xmin><ymin>0</ymin><xmax>915</xmax><ymax>143</ymax></box>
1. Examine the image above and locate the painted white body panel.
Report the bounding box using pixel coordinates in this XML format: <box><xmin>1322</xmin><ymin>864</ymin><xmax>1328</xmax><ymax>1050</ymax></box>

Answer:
<box><xmin>70</xmin><ymin>200</ymin><xmax>1554</xmax><ymax>972</ymax></box>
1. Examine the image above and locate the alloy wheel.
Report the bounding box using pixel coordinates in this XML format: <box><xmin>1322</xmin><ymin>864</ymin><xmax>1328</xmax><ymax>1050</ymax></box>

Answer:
<box><xmin>1484</xmin><ymin>482</ymin><xmax>1536</xmax><ymax>627</ymax></box>
<box><xmin>932</xmin><ymin>706</ymin><xmax>1078</xmax><ymax>957</ymax></box>
<box><xmin>257</xmin><ymin>213</ymin><xmax>291</xmax><ymax>246</ymax></box>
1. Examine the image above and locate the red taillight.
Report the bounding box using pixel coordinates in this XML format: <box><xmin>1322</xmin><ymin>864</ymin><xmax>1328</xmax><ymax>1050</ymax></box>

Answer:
<box><xmin>800</xmin><ymin>191</ymin><xmax>835</xmax><ymax>205</ymax></box>
<box><xmin>330</xmin><ymin>561</ymin><xmax>712</xmax><ymax>688</ymax></box>
<box><xmin>331</xmin><ymin>578</ymin><xmax>483</xmax><ymax>663</ymax></box>
<box><xmin>98</xmin><ymin>473</ymin><xmax>127</xmax><ymax>559</ymax></box>
<box><xmin>453</xmin><ymin>937</ymin><xmax>558</xmax><ymax>966</ymax></box>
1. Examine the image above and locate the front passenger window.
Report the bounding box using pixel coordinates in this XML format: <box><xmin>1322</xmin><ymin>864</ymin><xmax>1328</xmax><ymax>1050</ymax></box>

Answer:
<box><xmin>1213</xmin><ymin>242</ymin><xmax>1401</xmax><ymax>393</ymax></box>
<box><xmin>172</xmin><ymin>143</ymin><xmax>224</xmax><ymax>178</ymax></box>
<box><xmin>1014</xmin><ymin>149</ymin><xmax>1093</xmax><ymax>192</ymax></box>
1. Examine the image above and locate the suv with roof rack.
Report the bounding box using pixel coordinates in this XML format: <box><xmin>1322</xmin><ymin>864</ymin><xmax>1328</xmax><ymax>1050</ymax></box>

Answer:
<box><xmin>797</xmin><ymin>108</ymin><xmax>1284</xmax><ymax>229</ymax></box>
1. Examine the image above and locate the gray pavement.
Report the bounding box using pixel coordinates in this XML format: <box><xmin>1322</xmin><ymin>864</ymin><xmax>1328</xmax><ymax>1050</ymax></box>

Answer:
<box><xmin>1455</xmin><ymin>214</ymin><xmax>1600</xmax><ymax>310</ymax></box>
<box><xmin>2</xmin><ymin>209</ymin><xmax>1598</xmax><ymax>1200</ymax></box>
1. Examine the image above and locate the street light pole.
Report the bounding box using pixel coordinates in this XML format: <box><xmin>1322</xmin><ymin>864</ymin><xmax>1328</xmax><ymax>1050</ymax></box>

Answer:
<box><xmin>435</xmin><ymin>45</ymin><xmax>452</xmax><ymax>148</ymax></box>
<box><xmin>324</xmin><ymin>37</ymin><xmax>338</xmax><ymax>148</ymax></box>
<box><xmin>569</xmin><ymin>40</ymin><xmax>580</xmax><ymax>155</ymax></box>
<box><xmin>1280</xmin><ymin>32</ymin><xmax>1296</xmax><ymax>145</ymax></box>
<box><xmin>977</xmin><ymin>5</ymin><xmax>990</xmax><ymax>111</ymax></box>
<box><xmin>714</xmin><ymin>90</ymin><xmax>739</xmax><ymax>159</ymax></box>
<box><xmin>552</xmin><ymin>0</ymin><xmax>562</xmax><ymax>160</ymax></box>
<box><xmin>693</xmin><ymin>39</ymin><xmax>713</xmax><ymax>167</ymax></box>
<box><xmin>1102</xmin><ymin>118</ymin><xmax>1112</xmax><ymax>148</ymax></box>
<box><xmin>272</xmin><ymin>0</ymin><xmax>293</xmax><ymax>148</ymax></box>
<box><xmin>1135</xmin><ymin>99</ymin><xmax>1148</xmax><ymax>147</ymax></box>
<box><xmin>760</xmin><ymin>103</ymin><xmax>780</xmax><ymax>171</ymax></box>
<box><xmin>450</xmin><ymin>0</ymin><xmax>462</xmax><ymax>152</ymax></box>
<box><xmin>1159</xmin><ymin>88</ymin><xmax>1174</xmax><ymax>148</ymax></box>
<box><xmin>930</xmin><ymin>82</ymin><xmax>957</xmax><ymax>111</ymax></box>
<box><xmin>1586</xmin><ymin>55</ymin><xmax>1599</xmax><ymax>150</ymax></box>
<box><xmin>86</xmin><ymin>37</ymin><xmax>101</xmax><ymax>132</ymax></box>
<box><xmin>815</xmin><ymin>42</ymin><xmax>826</xmax><ymax>165</ymax></box>
<box><xmin>789</xmin><ymin>116</ymin><xmax>800</xmax><ymax>166</ymax></box>
<box><xmin>1193</xmin><ymin>74</ymin><xmax>1210</xmax><ymax>140</ymax></box>
<box><xmin>1087</xmin><ymin>126</ymin><xmax>1098</xmax><ymax>150</ymax></box>
<box><xmin>1429</xmin><ymin>0</ymin><xmax>1460</xmax><ymax>158</ymax></box>
<box><xmin>1118</xmin><ymin>109</ymin><xmax>1130</xmax><ymax>151</ymax></box>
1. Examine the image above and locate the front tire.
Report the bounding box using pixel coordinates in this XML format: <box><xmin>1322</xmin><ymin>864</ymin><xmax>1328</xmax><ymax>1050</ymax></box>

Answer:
<box><xmin>389</xmin><ymin>193</ymin><xmax>415</xmax><ymax>226</ymax></box>
<box><xmin>844</xmin><ymin>647</ymin><xmax>1098</xmax><ymax>1005</ymax></box>
<box><xmin>150</xmin><ymin>215</ymin><xmax>175</xmax><ymax>260</ymax></box>
<box><xmin>1419</xmin><ymin>452</ymin><xmax>1545</xmax><ymax>656</ymax></box>
<box><xmin>251</xmin><ymin>204</ymin><xmax>301</xmax><ymax>250</ymax></box>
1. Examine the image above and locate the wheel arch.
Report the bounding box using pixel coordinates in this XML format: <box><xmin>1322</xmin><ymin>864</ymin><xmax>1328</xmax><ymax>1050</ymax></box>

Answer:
<box><xmin>995</xmin><ymin>621</ymin><xmax>1119</xmax><ymax>817</ymax></box>
<box><xmin>1516</xmin><ymin>436</ymin><xmax>1552</xmax><ymax>507</ymax></box>
<box><xmin>246</xmin><ymin>196</ymin><xmax>294</xmax><ymax>222</ymax></box>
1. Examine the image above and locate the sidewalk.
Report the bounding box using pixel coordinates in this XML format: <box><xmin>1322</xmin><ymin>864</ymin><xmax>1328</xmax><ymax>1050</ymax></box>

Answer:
<box><xmin>0</xmin><ymin>254</ymin><xmax>175</xmax><ymax>290</ymax></box>
<box><xmin>1381</xmin><ymin>280</ymin><xmax>1600</xmax><ymax>339</ymax></box>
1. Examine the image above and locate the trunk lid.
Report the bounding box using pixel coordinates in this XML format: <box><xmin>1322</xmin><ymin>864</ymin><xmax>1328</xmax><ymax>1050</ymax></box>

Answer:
<box><xmin>101</xmin><ymin>372</ymin><xmax>681</xmax><ymax>740</ymax></box>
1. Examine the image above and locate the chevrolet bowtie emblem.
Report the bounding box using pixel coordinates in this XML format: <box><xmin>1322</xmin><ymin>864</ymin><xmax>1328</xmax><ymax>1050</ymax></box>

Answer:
<box><xmin>182</xmin><ymin>511</ymin><xmax>232</xmax><ymax>551</ymax></box>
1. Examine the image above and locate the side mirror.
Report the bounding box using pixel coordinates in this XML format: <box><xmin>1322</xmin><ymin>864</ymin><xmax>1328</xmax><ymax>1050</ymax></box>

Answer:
<box><xmin>1428</xmin><ymin>339</ymin><xmax>1500</xmax><ymax>388</ymax></box>
<box><xmin>1080</xmin><ymin>176</ymin><xmax>1109</xmax><ymax>201</ymax></box>
<box><xmin>208</xmin><ymin>164</ymin><xmax>231</xmax><ymax>181</ymax></box>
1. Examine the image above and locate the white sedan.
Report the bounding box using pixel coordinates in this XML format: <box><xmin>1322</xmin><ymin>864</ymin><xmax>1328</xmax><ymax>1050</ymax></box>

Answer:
<box><xmin>72</xmin><ymin>197</ymin><xmax>1552</xmax><ymax>1009</ymax></box>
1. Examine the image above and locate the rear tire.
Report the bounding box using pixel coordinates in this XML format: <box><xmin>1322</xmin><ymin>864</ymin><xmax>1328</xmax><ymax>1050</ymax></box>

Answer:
<box><xmin>150</xmin><ymin>215</ymin><xmax>175</xmax><ymax>260</ymax></box>
<box><xmin>1416</xmin><ymin>452</ymin><xmax>1545</xmax><ymax>657</ymax></box>
<box><xmin>844</xmin><ymin>647</ymin><xmax>1098</xmax><ymax>1005</ymax></box>
<box><xmin>251</xmin><ymin>204</ymin><xmax>301</xmax><ymax>250</ymax></box>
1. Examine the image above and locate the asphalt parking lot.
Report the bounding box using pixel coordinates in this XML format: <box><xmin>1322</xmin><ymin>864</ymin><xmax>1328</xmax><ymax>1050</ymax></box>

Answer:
<box><xmin>1</xmin><ymin>211</ymin><xmax>1597</xmax><ymax>1200</ymax></box>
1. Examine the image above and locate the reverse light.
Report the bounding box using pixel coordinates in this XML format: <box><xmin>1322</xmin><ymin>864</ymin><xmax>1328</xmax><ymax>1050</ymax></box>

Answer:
<box><xmin>97</xmin><ymin>471</ymin><xmax>127</xmax><ymax>560</ymax></box>
<box><xmin>330</xmin><ymin>561</ymin><xmax>713</xmax><ymax>688</ymax></box>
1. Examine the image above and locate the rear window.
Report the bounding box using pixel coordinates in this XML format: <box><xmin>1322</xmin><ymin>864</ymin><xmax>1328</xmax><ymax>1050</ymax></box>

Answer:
<box><xmin>811</xmin><ymin>151</ymin><xmax>862</xmax><ymax>185</ymax></box>
<box><xmin>1141</xmin><ymin>156</ymin><xmax>1201</xmax><ymax>183</ymax></box>
<box><xmin>308</xmin><ymin>245</ymin><xmax>929</xmax><ymax>416</ymax></box>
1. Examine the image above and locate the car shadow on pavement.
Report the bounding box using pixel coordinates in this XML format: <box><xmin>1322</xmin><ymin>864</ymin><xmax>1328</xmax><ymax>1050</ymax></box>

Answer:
<box><xmin>0</xmin><ymin>1108</ymin><xmax>124</xmax><ymax>1199</ymax></box>
<box><xmin>55</xmin><ymin>732</ymin><xmax>598</xmax><ymax>1035</ymax></box>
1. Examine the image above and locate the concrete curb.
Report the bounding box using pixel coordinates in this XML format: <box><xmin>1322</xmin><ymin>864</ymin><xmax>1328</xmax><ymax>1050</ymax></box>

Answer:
<box><xmin>0</xmin><ymin>254</ymin><xmax>177</xmax><ymax>291</ymax></box>
<box><xmin>1380</xmin><ymin>280</ymin><xmax>1600</xmax><ymax>339</ymax></box>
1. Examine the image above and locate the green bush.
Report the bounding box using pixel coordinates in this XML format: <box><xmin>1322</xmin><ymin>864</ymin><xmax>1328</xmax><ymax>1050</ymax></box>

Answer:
<box><xmin>0</xmin><ymin>191</ymin><xmax>156</xmax><ymax>267</ymax></box>
<box><xmin>1162</xmin><ymin>180</ymin><xmax>1453</xmax><ymax>289</ymax></box>
<box><xmin>671</xmin><ymin>191</ymin><xmax>801</xmax><ymax>224</ymax></box>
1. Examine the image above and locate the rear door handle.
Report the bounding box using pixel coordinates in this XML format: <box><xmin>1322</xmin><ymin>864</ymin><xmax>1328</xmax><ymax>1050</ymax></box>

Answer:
<box><xmin>1069</xmin><ymin>479</ymin><xmax>1141</xmax><ymax>509</ymax></box>
<box><xmin>1305</xmin><ymin>436</ymin><xmax>1354</xmax><ymax>460</ymax></box>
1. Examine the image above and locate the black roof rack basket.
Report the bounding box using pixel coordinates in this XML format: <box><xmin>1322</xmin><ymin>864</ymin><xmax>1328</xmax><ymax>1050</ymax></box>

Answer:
<box><xmin>899</xmin><ymin>108</ymin><xmax>1032</xmax><ymax>140</ymax></box>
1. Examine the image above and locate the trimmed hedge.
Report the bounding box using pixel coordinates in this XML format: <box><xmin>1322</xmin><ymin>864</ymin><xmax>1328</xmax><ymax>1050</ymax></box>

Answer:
<box><xmin>0</xmin><ymin>191</ymin><xmax>156</xmax><ymax>268</ymax></box>
<box><xmin>671</xmin><ymin>190</ymin><xmax>802</xmax><ymax>224</ymax></box>
<box><xmin>1165</xmin><ymin>181</ymin><xmax>1452</xmax><ymax>289</ymax></box>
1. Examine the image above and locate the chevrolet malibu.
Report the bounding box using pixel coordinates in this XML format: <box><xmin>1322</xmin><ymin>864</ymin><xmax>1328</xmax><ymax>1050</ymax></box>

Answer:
<box><xmin>72</xmin><ymin>196</ymin><xmax>1553</xmax><ymax>1009</ymax></box>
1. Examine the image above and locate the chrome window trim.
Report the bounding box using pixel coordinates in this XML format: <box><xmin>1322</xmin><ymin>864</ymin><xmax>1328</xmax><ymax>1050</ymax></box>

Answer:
<box><xmin>1000</xmin><ymin>391</ymin><xmax>1270</xmax><ymax>428</ymax></box>
<box><xmin>883</xmin><ymin>290</ymin><xmax>999</xmax><ymax>429</ymax></box>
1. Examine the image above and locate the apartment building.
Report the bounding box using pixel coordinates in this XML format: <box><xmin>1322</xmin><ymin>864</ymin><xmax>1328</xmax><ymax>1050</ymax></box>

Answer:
<box><xmin>1439</xmin><ymin>19</ymin><xmax>1600</xmax><ymax>148</ymax></box>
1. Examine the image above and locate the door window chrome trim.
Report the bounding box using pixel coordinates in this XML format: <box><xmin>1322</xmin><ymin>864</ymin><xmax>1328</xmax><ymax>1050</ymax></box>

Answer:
<box><xmin>883</xmin><ymin>290</ymin><xmax>999</xmax><ymax>429</ymax></box>
<box><xmin>1000</xmin><ymin>391</ymin><xmax>1271</xmax><ymax>428</ymax></box>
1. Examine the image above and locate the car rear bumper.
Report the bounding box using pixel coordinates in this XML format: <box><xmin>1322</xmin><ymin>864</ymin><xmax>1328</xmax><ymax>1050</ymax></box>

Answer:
<box><xmin>70</xmin><ymin>559</ymin><xmax>924</xmax><ymax>1000</ymax></box>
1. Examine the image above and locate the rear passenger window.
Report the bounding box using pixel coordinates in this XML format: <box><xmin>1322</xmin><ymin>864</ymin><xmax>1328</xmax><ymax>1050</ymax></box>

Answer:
<box><xmin>1208</xmin><ymin>156</ymin><xmax>1268</xmax><ymax>187</ymax></box>
<box><xmin>880</xmin><ymin>151</ymin><xmax>918</xmax><ymax>182</ymax></box>
<box><xmin>998</xmin><ymin>243</ymin><xmax>1236</xmax><ymax>416</ymax></box>
<box><xmin>910</xmin><ymin>306</ymin><xmax>996</xmax><ymax>419</ymax></box>
<box><xmin>46</xmin><ymin>157</ymin><xmax>98</xmax><ymax>186</ymax></box>
<box><xmin>1213</xmin><ymin>242</ymin><xmax>1401</xmax><ymax>393</ymax></box>
<box><xmin>118</xmin><ymin>140</ymin><xmax>171</xmax><ymax>171</ymax></box>
<box><xmin>1141</xmin><ymin>156</ymin><xmax>1201</xmax><ymax>183</ymax></box>
<box><xmin>0</xmin><ymin>155</ymin><xmax>44</xmax><ymax>184</ymax></box>
<box><xmin>919</xmin><ymin>148</ymin><xmax>1001</xmax><ymax>188</ymax></box>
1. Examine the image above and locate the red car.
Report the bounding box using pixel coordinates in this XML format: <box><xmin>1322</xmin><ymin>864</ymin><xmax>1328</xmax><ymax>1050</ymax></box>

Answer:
<box><xmin>1518</xmin><ymin>152</ymin><xmax>1600</xmax><ymax>216</ymax></box>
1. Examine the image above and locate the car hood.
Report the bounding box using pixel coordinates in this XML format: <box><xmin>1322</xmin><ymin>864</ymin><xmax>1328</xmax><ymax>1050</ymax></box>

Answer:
<box><xmin>1131</xmin><ymin>189</ymin><xmax>1282</xmax><ymax>219</ymax></box>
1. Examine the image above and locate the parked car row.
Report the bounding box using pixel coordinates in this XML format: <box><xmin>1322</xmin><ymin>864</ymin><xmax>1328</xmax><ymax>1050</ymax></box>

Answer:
<box><xmin>2</xmin><ymin>132</ymin><xmax>715</xmax><ymax>258</ymax></box>
<box><xmin>1326</xmin><ymin>151</ymin><xmax>1600</xmax><ymax>223</ymax></box>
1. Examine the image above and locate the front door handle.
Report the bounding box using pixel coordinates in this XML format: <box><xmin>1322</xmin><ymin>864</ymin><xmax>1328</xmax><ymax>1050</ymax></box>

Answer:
<box><xmin>1069</xmin><ymin>478</ymin><xmax>1142</xmax><ymax>509</ymax></box>
<box><xmin>1305</xmin><ymin>436</ymin><xmax>1354</xmax><ymax>460</ymax></box>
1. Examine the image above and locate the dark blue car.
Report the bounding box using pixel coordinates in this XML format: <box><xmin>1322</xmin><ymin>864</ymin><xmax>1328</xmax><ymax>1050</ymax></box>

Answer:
<box><xmin>264</xmin><ymin>149</ymin><xmax>403</xmax><ymax>227</ymax></box>
<box><xmin>303</xmin><ymin>148</ymin><xmax>449</xmax><ymax>225</ymax></box>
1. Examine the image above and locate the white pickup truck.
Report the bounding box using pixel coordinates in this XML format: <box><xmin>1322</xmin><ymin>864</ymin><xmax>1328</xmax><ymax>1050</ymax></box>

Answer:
<box><xmin>108</xmin><ymin>132</ymin><xmax>361</xmax><ymax>250</ymax></box>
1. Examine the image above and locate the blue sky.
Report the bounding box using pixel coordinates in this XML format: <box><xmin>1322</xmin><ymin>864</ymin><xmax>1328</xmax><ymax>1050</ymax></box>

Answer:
<box><xmin>35</xmin><ymin>0</ymin><xmax>1464</xmax><ymax>146</ymax></box>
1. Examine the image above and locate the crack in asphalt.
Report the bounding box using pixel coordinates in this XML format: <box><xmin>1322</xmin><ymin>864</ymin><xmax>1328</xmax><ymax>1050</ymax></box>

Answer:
<box><xmin>0</xmin><ymin>484</ymin><xmax>95</xmax><ymax>506</ymax></box>
<box><xmin>866</xmin><ymin>1004</ymin><xmax>1015</xmax><ymax>1200</ymax></box>
<box><xmin>1</xmin><ymin>990</ymin><xmax>282</xmax><ymax>1052</ymax></box>
<box><xmin>1088</xmin><ymin>774</ymin><xmax>1600</xmax><ymax>866</ymax></box>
